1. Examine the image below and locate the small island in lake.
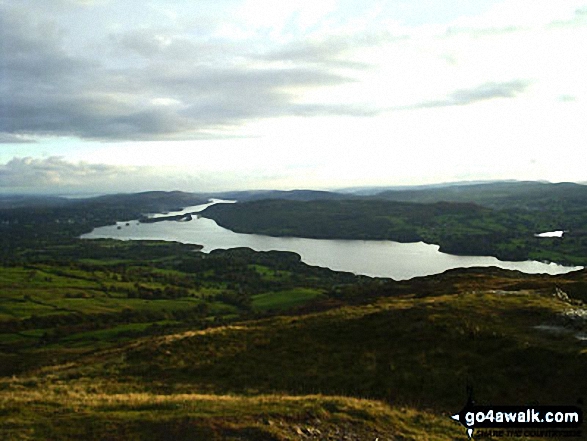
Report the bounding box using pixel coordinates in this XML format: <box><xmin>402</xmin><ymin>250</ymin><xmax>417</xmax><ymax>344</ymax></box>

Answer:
<box><xmin>139</xmin><ymin>212</ymin><xmax>193</xmax><ymax>223</ymax></box>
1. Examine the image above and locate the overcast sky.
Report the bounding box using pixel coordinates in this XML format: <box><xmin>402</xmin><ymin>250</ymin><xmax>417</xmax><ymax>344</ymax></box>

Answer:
<box><xmin>1</xmin><ymin>0</ymin><xmax>586</xmax><ymax>194</ymax></box>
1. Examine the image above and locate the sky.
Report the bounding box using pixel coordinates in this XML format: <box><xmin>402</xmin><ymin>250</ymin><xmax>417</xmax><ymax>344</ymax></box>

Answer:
<box><xmin>1</xmin><ymin>0</ymin><xmax>587</xmax><ymax>194</ymax></box>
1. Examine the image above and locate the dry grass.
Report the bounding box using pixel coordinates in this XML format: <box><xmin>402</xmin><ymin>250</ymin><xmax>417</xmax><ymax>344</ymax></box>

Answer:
<box><xmin>0</xmin><ymin>379</ymin><xmax>463</xmax><ymax>440</ymax></box>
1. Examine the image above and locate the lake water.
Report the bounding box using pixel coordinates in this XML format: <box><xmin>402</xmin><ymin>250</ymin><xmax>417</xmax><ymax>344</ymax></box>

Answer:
<box><xmin>535</xmin><ymin>230</ymin><xmax>565</xmax><ymax>238</ymax></box>
<box><xmin>81</xmin><ymin>200</ymin><xmax>583</xmax><ymax>280</ymax></box>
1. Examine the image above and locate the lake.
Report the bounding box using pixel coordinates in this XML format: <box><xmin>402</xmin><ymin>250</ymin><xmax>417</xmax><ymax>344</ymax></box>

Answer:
<box><xmin>81</xmin><ymin>200</ymin><xmax>583</xmax><ymax>280</ymax></box>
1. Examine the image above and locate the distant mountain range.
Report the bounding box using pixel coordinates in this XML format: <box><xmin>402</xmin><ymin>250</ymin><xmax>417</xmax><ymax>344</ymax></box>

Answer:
<box><xmin>0</xmin><ymin>191</ymin><xmax>208</xmax><ymax>211</ymax></box>
<box><xmin>367</xmin><ymin>180</ymin><xmax>587</xmax><ymax>210</ymax></box>
<box><xmin>335</xmin><ymin>179</ymin><xmax>517</xmax><ymax>195</ymax></box>
<box><xmin>210</xmin><ymin>189</ymin><xmax>353</xmax><ymax>202</ymax></box>
<box><xmin>2</xmin><ymin>180</ymin><xmax>587</xmax><ymax>211</ymax></box>
<box><xmin>212</xmin><ymin>180</ymin><xmax>587</xmax><ymax>211</ymax></box>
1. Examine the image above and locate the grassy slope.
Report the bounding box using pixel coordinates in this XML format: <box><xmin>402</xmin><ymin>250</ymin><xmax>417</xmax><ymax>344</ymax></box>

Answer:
<box><xmin>0</xmin><ymin>241</ymin><xmax>361</xmax><ymax>378</ymax></box>
<box><xmin>2</xmin><ymin>263</ymin><xmax>586</xmax><ymax>440</ymax></box>
<box><xmin>117</xmin><ymin>286</ymin><xmax>586</xmax><ymax>411</ymax></box>
<box><xmin>0</xmin><ymin>385</ymin><xmax>461</xmax><ymax>440</ymax></box>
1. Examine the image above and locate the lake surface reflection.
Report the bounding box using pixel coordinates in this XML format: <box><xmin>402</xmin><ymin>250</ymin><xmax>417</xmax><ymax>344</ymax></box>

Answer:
<box><xmin>81</xmin><ymin>201</ymin><xmax>583</xmax><ymax>280</ymax></box>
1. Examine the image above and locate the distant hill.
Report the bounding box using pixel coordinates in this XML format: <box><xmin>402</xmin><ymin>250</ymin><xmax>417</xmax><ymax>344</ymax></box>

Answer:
<box><xmin>214</xmin><ymin>181</ymin><xmax>587</xmax><ymax>211</ymax></box>
<box><xmin>212</xmin><ymin>189</ymin><xmax>352</xmax><ymax>202</ymax></box>
<box><xmin>372</xmin><ymin>181</ymin><xmax>587</xmax><ymax>210</ymax></box>
<box><xmin>0</xmin><ymin>195</ymin><xmax>72</xmax><ymax>209</ymax></box>
<box><xmin>0</xmin><ymin>191</ymin><xmax>209</xmax><ymax>212</ymax></box>
<box><xmin>81</xmin><ymin>190</ymin><xmax>209</xmax><ymax>211</ymax></box>
<box><xmin>336</xmin><ymin>180</ymin><xmax>501</xmax><ymax>196</ymax></box>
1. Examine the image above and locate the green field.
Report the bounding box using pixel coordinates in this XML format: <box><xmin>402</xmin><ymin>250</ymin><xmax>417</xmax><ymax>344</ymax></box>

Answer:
<box><xmin>252</xmin><ymin>288</ymin><xmax>324</xmax><ymax>310</ymax></box>
<box><xmin>0</xmin><ymin>241</ymin><xmax>359</xmax><ymax>375</ymax></box>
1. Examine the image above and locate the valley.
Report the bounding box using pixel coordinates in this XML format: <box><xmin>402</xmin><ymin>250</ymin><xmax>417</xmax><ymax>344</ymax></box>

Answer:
<box><xmin>1</xmin><ymin>181</ymin><xmax>586</xmax><ymax>439</ymax></box>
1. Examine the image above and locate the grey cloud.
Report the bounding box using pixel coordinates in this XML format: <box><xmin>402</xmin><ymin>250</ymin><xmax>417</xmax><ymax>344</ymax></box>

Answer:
<box><xmin>445</xmin><ymin>25</ymin><xmax>522</xmax><ymax>38</ymax></box>
<box><xmin>0</xmin><ymin>134</ymin><xmax>37</xmax><ymax>144</ymax></box>
<box><xmin>110</xmin><ymin>30</ymin><xmax>213</xmax><ymax>60</ymax></box>
<box><xmin>559</xmin><ymin>95</ymin><xmax>576</xmax><ymax>102</ymax></box>
<box><xmin>259</xmin><ymin>40</ymin><xmax>370</xmax><ymax>69</ymax></box>
<box><xmin>257</xmin><ymin>32</ymin><xmax>407</xmax><ymax>69</ymax></box>
<box><xmin>548</xmin><ymin>6</ymin><xmax>587</xmax><ymax>27</ymax></box>
<box><xmin>289</xmin><ymin>103</ymin><xmax>378</xmax><ymax>117</ymax></box>
<box><xmin>0</xmin><ymin>156</ymin><xmax>130</xmax><ymax>188</ymax></box>
<box><xmin>0</xmin><ymin>156</ymin><xmax>233</xmax><ymax>193</ymax></box>
<box><xmin>1</xmin><ymin>5</ymin><xmax>377</xmax><ymax>142</ymax></box>
<box><xmin>2</xmin><ymin>62</ymin><xmax>360</xmax><ymax>140</ymax></box>
<box><xmin>113</xmin><ymin>31</ymin><xmax>169</xmax><ymax>58</ymax></box>
<box><xmin>0</xmin><ymin>22</ymin><xmax>82</xmax><ymax>85</ymax></box>
<box><xmin>409</xmin><ymin>80</ymin><xmax>530</xmax><ymax>109</ymax></box>
<box><xmin>14</xmin><ymin>0</ymin><xmax>107</xmax><ymax>11</ymax></box>
<box><xmin>448</xmin><ymin>80</ymin><xmax>530</xmax><ymax>104</ymax></box>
